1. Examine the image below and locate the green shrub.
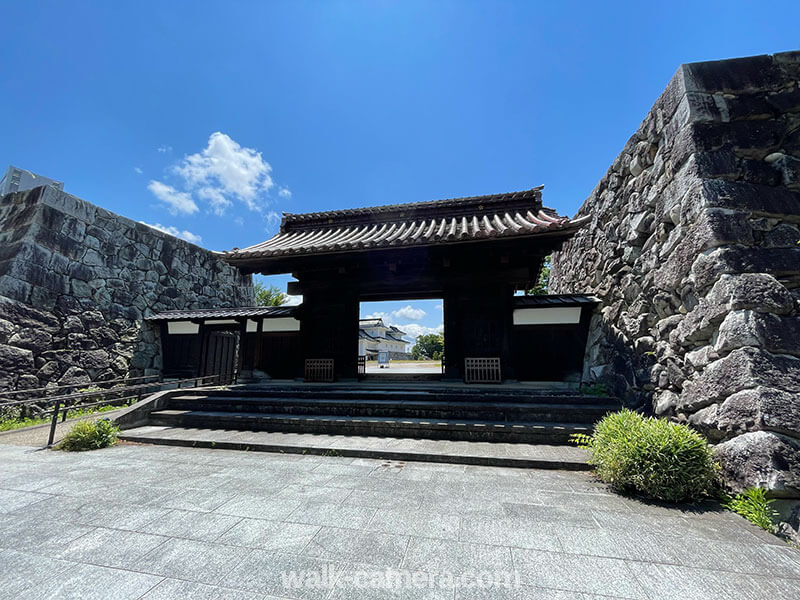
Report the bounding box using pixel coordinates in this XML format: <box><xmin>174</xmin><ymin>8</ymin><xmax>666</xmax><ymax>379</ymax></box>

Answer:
<box><xmin>723</xmin><ymin>488</ymin><xmax>777</xmax><ymax>533</ymax></box>
<box><xmin>59</xmin><ymin>418</ymin><xmax>119</xmax><ymax>451</ymax></box>
<box><xmin>572</xmin><ymin>409</ymin><xmax>719</xmax><ymax>502</ymax></box>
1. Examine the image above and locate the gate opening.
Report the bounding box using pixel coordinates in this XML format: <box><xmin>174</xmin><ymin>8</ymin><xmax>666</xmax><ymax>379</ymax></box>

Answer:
<box><xmin>358</xmin><ymin>299</ymin><xmax>444</xmax><ymax>380</ymax></box>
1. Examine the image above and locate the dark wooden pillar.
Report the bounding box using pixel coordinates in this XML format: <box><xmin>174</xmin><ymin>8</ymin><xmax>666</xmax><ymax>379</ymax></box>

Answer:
<box><xmin>442</xmin><ymin>285</ymin><xmax>515</xmax><ymax>382</ymax></box>
<box><xmin>499</xmin><ymin>286</ymin><xmax>516</xmax><ymax>382</ymax></box>
<box><xmin>442</xmin><ymin>289</ymin><xmax>462</xmax><ymax>381</ymax></box>
<box><xmin>253</xmin><ymin>317</ymin><xmax>264</xmax><ymax>371</ymax></box>
<box><xmin>299</xmin><ymin>289</ymin><xmax>359</xmax><ymax>381</ymax></box>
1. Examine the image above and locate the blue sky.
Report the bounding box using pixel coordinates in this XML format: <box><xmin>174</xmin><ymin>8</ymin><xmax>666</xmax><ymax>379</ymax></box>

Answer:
<box><xmin>2</xmin><ymin>1</ymin><xmax>798</xmax><ymax>341</ymax></box>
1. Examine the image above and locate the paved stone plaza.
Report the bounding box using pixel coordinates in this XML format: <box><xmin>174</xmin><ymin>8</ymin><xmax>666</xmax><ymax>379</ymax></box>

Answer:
<box><xmin>1</xmin><ymin>443</ymin><xmax>799</xmax><ymax>599</ymax></box>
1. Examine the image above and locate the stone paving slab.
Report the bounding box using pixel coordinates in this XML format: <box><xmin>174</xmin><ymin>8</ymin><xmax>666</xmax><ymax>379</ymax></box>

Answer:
<box><xmin>0</xmin><ymin>443</ymin><xmax>798</xmax><ymax>599</ymax></box>
<box><xmin>119</xmin><ymin>425</ymin><xmax>590</xmax><ymax>470</ymax></box>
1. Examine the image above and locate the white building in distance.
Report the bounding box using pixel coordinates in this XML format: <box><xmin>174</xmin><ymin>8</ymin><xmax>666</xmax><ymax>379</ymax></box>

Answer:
<box><xmin>358</xmin><ymin>318</ymin><xmax>410</xmax><ymax>358</ymax></box>
<box><xmin>0</xmin><ymin>166</ymin><xmax>64</xmax><ymax>197</ymax></box>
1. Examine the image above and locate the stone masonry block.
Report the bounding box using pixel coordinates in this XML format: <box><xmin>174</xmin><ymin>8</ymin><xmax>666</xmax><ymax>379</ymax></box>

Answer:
<box><xmin>702</xmin><ymin>178</ymin><xmax>800</xmax><ymax>217</ymax></box>
<box><xmin>715</xmin><ymin>431</ymin><xmax>800</xmax><ymax>497</ymax></box>
<box><xmin>716</xmin><ymin>387</ymin><xmax>800</xmax><ymax>440</ymax></box>
<box><xmin>691</xmin><ymin>246</ymin><xmax>800</xmax><ymax>292</ymax></box>
<box><xmin>715</xmin><ymin>311</ymin><xmax>800</xmax><ymax>357</ymax></box>
<box><xmin>679</xmin><ymin>347</ymin><xmax>800</xmax><ymax>412</ymax></box>
<box><xmin>683</xmin><ymin>54</ymin><xmax>785</xmax><ymax>94</ymax></box>
<box><xmin>674</xmin><ymin>273</ymin><xmax>794</xmax><ymax>346</ymax></box>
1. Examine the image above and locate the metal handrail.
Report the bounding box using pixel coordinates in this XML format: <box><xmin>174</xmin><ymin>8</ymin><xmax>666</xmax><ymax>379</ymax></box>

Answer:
<box><xmin>1</xmin><ymin>380</ymin><xmax>160</xmax><ymax>409</ymax></box>
<box><xmin>0</xmin><ymin>374</ymin><xmax>160</xmax><ymax>399</ymax></box>
<box><xmin>0</xmin><ymin>374</ymin><xmax>231</xmax><ymax>447</ymax></box>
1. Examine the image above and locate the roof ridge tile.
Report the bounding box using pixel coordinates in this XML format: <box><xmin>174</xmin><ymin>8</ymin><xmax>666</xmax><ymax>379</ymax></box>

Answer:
<box><xmin>280</xmin><ymin>186</ymin><xmax>544</xmax><ymax>230</ymax></box>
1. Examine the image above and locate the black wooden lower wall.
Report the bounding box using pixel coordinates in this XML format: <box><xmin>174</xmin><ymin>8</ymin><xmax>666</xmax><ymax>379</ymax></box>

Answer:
<box><xmin>242</xmin><ymin>332</ymin><xmax>301</xmax><ymax>379</ymax></box>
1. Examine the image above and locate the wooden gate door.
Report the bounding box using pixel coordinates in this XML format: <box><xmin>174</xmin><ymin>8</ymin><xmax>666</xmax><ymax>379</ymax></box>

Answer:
<box><xmin>200</xmin><ymin>328</ymin><xmax>239</xmax><ymax>383</ymax></box>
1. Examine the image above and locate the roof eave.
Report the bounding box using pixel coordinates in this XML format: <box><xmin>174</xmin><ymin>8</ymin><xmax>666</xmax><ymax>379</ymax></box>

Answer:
<box><xmin>223</xmin><ymin>222</ymin><xmax>587</xmax><ymax>267</ymax></box>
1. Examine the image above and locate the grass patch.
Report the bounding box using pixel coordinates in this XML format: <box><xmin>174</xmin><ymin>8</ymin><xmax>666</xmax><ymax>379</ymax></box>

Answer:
<box><xmin>723</xmin><ymin>488</ymin><xmax>778</xmax><ymax>533</ymax></box>
<box><xmin>58</xmin><ymin>418</ymin><xmax>119</xmax><ymax>451</ymax></box>
<box><xmin>572</xmin><ymin>409</ymin><xmax>719</xmax><ymax>503</ymax></box>
<box><xmin>0</xmin><ymin>414</ymin><xmax>51</xmax><ymax>432</ymax></box>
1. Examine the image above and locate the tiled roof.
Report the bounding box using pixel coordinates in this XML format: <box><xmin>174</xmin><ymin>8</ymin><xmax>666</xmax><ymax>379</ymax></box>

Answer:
<box><xmin>359</xmin><ymin>318</ymin><xmax>386</xmax><ymax>328</ymax></box>
<box><xmin>225</xmin><ymin>187</ymin><xmax>589</xmax><ymax>262</ymax></box>
<box><xmin>359</xmin><ymin>318</ymin><xmax>407</xmax><ymax>341</ymax></box>
<box><xmin>387</xmin><ymin>325</ymin><xmax>407</xmax><ymax>339</ymax></box>
<box><xmin>145</xmin><ymin>306</ymin><xmax>298</xmax><ymax>321</ymax></box>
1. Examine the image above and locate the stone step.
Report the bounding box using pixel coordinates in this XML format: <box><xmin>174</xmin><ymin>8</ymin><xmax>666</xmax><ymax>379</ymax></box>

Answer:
<box><xmin>148</xmin><ymin>409</ymin><xmax>592</xmax><ymax>444</ymax></box>
<box><xmin>360</xmin><ymin>373</ymin><xmax>443</xmax><ymax>382</ymax></box>
<box><xmin>171</xmin><ymin>388</ymin><xmax>613</xmax><ymax>405</ymax></box>
<box><xmin>165</xmin><ymin>396</ymin><xmax>617</xmax><ymax>423</ymax></box>
<box><xmin>119</xmin><ymin>425</ymin><xmax>590</xmax><ymax>470</ymax></box>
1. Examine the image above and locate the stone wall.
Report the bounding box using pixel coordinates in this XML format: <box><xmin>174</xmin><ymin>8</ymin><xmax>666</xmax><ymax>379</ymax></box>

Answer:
<box><xmin>0</xmin><ymin>186</ymin><xmax>253</xmax><ymax>391</ymax></box>
<box><xmin>550</xmin><ymin>51</ymin><xmax>800</xmax><ymax>536</ymax></box>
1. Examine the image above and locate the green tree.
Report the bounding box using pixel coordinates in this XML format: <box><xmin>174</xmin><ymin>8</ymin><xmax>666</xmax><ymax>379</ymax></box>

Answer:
<box><xmin>411</xmin><ymin>333</ymin><xmax>444</xmax><ymax>360</ymax></box>
<box><xmin>254</xmin><ymin>281</ymin><xmax>287</xmax><ymax>306</ymax></box>
<box><xmin>527</xmin><ymin>255</ymin><xmax>551</xmax><ymax>295</ymax></box>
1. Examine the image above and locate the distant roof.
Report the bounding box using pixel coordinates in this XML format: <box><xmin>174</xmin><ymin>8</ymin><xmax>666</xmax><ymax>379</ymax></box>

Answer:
<box><xmin>225</xmin><ymin>187</ymin><xmax>589</xmax><ymax>263</ymax></box>
<box><xmin>145</xmin><ymin>306</ymin><xmax>297</xmax><ymax>321</ymax></box>
<box><xmin>358</xmin><ymin>317</ymin><xmax>407</xmax><ymax>339</ymax></box>
<box><xmin>359</xmin><ymin>318</ymin><xmax>386</xmax><ymax>327</ymax></box>
<box><xmin>513</xmin><ymin>294</ymin><xmax>599</xmax><ymax>307</ymax></box>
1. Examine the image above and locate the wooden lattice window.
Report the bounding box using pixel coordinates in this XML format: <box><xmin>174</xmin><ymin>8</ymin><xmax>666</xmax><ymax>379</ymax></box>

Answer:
<box><xmin>305</xmin><ymin>358</ymin><xmax>335</xmax><ymax>382</ymax></box>
<box><xmin>464</xmin><ymin>357</ymin><xmax>501</xmax><ymax>383</ymax></box>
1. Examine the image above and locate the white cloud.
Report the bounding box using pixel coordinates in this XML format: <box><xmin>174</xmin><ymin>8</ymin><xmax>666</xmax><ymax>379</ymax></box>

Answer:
<box><xmin>399</xmin><ymin>323</ymin><xmax>444</xmax><ymax>342</ymax></box>
<box><xmin>393</xmin><ymin>305</ymin><xmax>426</xmax><ymax>321</ymax></box>
<box><xmin>134</xmin><ymin>167</ymin><xmax>143</xmax><ymax>174</ymax></box>
<box><xmin>140</xmin><ymin>221</ymin><xmax>202</xmax><ymax>244</ymax></box>
<box><xmin>174</xmin><ymin>132</ymin><xmax>273</xmax><ymax>213</ymax></box>
<box><xmin>363</xmin><ymin>310</ymin><xmax>441</xmax><ymax>342</ymax></box>
<box><xmin>147</xmin><ymin>180</ymin><xmax>198</xmax><ymax>215</ymax></box>
<box><xmin>233</xmin><ymin>216</ymin><xmax>245</xmax><ymax>226</ymax></box>
<box><xmin>435</xmin><ymin>304</ymin><xmax>443</xmax><ymax>310</ymax></box>
<box><xmin>265</xmin><ymin>210</ymin><xmax>282</xmax><ymax>230</ymax></box>
<box><xmin>284</xmin><ymin>294</ymin><xmax>303</xmax><ymax>306</ymax></box>
<box><xmin>196</xmin><ymin>186</ymin><xmax>232</xmax><ymax>216</ymax></box>
<box><xmin>148</xmin><ymin>132</ymin><xmax>292</xmax><ymax>219</ymax></box>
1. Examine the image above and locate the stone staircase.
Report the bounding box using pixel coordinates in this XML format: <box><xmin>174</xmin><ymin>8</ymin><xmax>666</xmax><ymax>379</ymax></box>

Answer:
<box><xmin>120</xmin><ymin>384</ymin><xmax>619</xmax><ymax>445</ymax></box>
